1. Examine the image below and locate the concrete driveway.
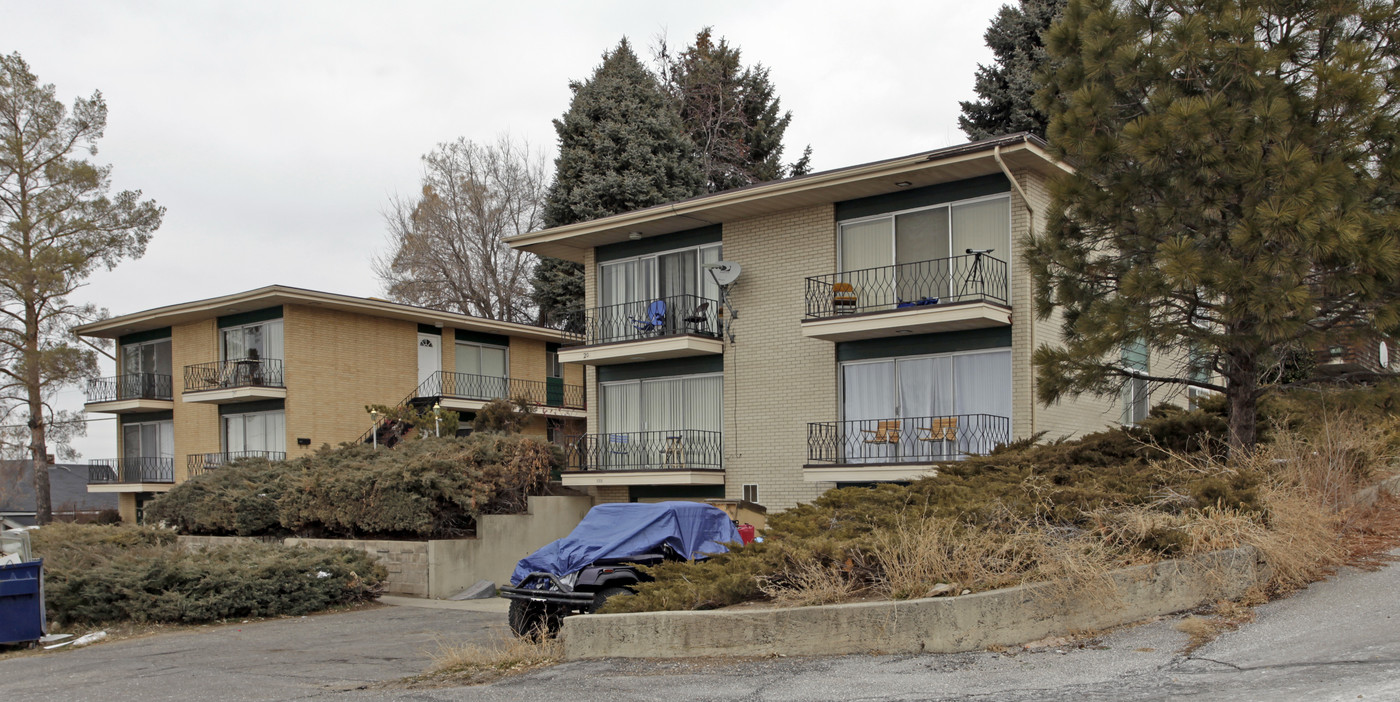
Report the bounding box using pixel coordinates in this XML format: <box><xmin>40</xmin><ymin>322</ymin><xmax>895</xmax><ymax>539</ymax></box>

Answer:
<box><xmin>0</xmin><ymin>598</ymin><xmax>507</xmax><ymax>702</ymax></box>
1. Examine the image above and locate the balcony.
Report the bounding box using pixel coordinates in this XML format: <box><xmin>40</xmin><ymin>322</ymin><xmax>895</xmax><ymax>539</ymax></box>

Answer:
<box><xmin>557</xmin><ymin>294</ymin><xmax>723</xmax><ymax>366</ymax></box>
<box><xmin>83</xmin><ymin>373</ymin><xmax>174</xmax><ymax>414</ymax></box>
<box><xmin>559</xmin><ymin>429</ymin><xmax>724</xmax><ymax>487</ymax></box>
<box><xmin>803</xmin><ymin>413</ymin><xmax>1010</xmax><ymax>482</ymax></box>
<box><xmin>187</xmin><ymin>450</ymin><xmax>287</xmax><ymax>477</ymax></box>
<box><xmin>86</xmin><ymin>457</ymin><xmax>175</xmax><ymax>492</ymax></box>
<box><xmin>801</xmin><ymin>254</ymin><xmax>1011</xmax><ymax>341</ymax></box>
<box><xmin>182</xmin><ymin>358</ymin><xmax>287</xmax><ymax>404</ymax></box>
<box><xmin>414</xmin><ymin>371</ymin><xmax>586</xmax><ymax>418</ymax></box>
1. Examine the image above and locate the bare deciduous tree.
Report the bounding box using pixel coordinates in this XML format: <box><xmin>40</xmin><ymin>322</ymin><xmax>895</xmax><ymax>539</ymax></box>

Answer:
<box><xmin>375</xmin><ymin>136</ymin><xmax>546</xmax><ymax>323</ymax></box>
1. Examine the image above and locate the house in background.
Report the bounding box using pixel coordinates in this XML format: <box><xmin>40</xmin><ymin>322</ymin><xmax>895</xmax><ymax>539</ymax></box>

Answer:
<box><xmin>74</xmin><ymin>286</ymin><xmax>585</xmax><ymax>523</ymax></box>
<box><xmin>0</xmin><ymin>463</ymin><xmax>118</xmax><ymax>527</ymax></box>
<box><xmin>508</xmin><ymin>133</ymin><xmax>1168</xmax><ymax>510</ymax></box>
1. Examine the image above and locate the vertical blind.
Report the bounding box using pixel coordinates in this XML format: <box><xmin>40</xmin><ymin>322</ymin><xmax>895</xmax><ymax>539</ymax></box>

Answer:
<box><xmin>600</xmin><ymin>374</ymin><xmax>722</xmax><ymax>434</ymax></box>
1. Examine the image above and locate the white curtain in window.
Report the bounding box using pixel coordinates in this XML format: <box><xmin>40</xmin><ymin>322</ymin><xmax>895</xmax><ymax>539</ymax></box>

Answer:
<box><xmin>897</xmin><ymin>356</ymin><xmax>955</xmax><ymax>419</ymax></box>
<box><xmin>456</xmin><ymin>344</ymin><xmax>480</xmax><ymax>375</ymax></box>
<box><xmin>700</xmin><ymin>245</ymin><xmax>722</xmax><ymax>304</ymax></box>
<box><xmin>953</xmin><ymin>350</ymin><xmax>1012</xmax><ymax>454</ymax></box>
<box><xmin>480</xmin><ymin>346</ymin><xmax>507</xmax><ymax>377</ymax></box>
<box><xmin>158</xmin><ymin>421</ymin><xmax>174</xmax><ymax>458</ymax></box>
<box><xmin>601</xmin><ymin>382</ymin><xmax>640</xmax><ymax>435</ymax></box>
<box><xmin>640</xmin><ymin>378</ymin><xmax>684</xmax><ymax>433</ymax></box>
<box><xmin>842</xmin><ymin>361</ymin><xmax>897</xmax><ymax>463</ymax></box>
<box><xmin>951</xmin><ymin>198</ymin><xmax>1010</xmax><ymax>257</ymax></box>
<box><xmin>840</xmin><ymin>219</ymin><xmax>895</xmax><ymax>310</ymax></box>
<box><xmin>264</xmin><ymin>320</ymin><xmax>284</xmax><ymax>361</ymax></box>
<box><xmin>599</xmin><ymin>261</ymin><xmax>633</xmax><ymax>309</ymax></box>
<box><xmin>682</xmin><ymin>375</ymin><xmax>722</xmax><ymax>432</ymax></box>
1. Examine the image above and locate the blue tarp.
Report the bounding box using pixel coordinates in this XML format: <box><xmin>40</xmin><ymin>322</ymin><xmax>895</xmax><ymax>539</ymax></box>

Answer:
<box><xmin>511</xmin><ymin>502</ymin><xmax>742</xmax><ymax>585</ymax></box>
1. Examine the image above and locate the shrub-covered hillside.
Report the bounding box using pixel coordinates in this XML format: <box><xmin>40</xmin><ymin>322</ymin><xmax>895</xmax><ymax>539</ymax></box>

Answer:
<box><xmin>31</xmin><ymin>523</ymin><xmax>385</xmax><ymax>625</ymax></box>
<box><xmin>604</xmin><ymin>386</ymin><xmax>1400</xmax><ymax>614</ymax></box>
<box><xmin>148</xmin><ymin>433</ymin><xmax>559</xmax><ymax>539</ymax></box>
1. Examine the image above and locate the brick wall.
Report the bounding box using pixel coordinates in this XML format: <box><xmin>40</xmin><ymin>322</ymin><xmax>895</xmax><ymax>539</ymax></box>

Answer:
<box><xmin>171</xmin><ymin>319</ymin><xmax>221</xmax><ymax>481</ymax></box>
<box><xmin>722</xmin><ymin>204</ymin><xmax>838</xmax><ymax>509</ymax></box>
<box><xmin>282</xmin><ymin>304</ymin><xmax>419</xmax><ymax>458</ymax></box>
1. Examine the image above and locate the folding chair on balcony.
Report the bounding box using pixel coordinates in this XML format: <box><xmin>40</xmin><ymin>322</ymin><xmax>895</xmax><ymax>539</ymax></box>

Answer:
<box><xmin>861</xmin><ymin>420</ymin><xmax>901</xmax><ymax>444</ymax></box>
<box><xmin>832</xmin><ymin>282</ymin><xmax>857</xmax><ymax>314</ymax></box>
<box><xmin>917</xmin><ymin>417</ymin><xmax>958</xmax><ymax>442</ymax></box>
<box><xmin>630</xmin><ymin>300</ymin><xmax>667</xmax><ymax>337</ymax></box>
<box><xmin>662</xmin><ymin>435</ymin><xmax>686</xmax><ymax>469</ymax></box>
<box><xmin>683</xmin><ymin>301</ymin><xmax>711</xmax><ymax>335</ymax></box>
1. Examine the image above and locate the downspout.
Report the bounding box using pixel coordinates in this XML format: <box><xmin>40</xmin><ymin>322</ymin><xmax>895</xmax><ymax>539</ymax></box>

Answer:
<box><xmin>994</xmin><ymin>144</ymin><xmax>1036</xmax><ymax>437</ymax></box>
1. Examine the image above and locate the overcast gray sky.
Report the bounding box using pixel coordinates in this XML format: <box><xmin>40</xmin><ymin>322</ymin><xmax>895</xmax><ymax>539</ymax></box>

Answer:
<box><xmin>0</xmin><ymin>0</ymin><xmax>1007</xmax><ymax>460</ymax></box>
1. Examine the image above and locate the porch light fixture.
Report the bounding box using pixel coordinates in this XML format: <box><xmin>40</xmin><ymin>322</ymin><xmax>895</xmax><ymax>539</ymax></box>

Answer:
<box><xmin>894</xmin><ymin>181</ymin><xmax>913</xmax><ymax>188</ymax></box>
<box><xmin>628</xmin><ymin>231</ymin><xmax>643</xmax><ymax>240</ymax></box>
<box><xmin>433</xmin><ymin>402</ymin><xmax>441</xmax><ymax>438</ymax></box>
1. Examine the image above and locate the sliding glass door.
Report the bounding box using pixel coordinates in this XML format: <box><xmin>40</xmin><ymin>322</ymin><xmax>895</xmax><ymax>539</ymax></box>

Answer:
<box><xmin>840</xmin><ymin>349</ymin><xmax>1011</xmax><ymax>462</ymax></box>
<box><xmin>598</xmin><ymin>374</ymin><xmax>722</xmax><ymax>469</ymax></box>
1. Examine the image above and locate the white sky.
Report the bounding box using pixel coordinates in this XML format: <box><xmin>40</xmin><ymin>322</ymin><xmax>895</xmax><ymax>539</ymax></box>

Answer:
<box><xmin>0</xmin><ymin>0</ymin><xmax>1007</xmax><ymax>460</ymax></box>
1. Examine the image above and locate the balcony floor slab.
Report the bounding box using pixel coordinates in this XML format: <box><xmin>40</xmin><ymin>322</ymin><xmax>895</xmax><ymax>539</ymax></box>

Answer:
<box><xmin>436</xmin><ymin>396</ymin><xmax>585</xmax><ymax>419</ymax></box>
<box><xmin>560</xmin><ymin>469</ymin><xmax>725</xmax><ymax>487</ymax></box>
<box><xmin>558</xmin><ymin>334</ymin><xmax>723</xmax><ymax>366</ymax></box>
<box><xmin>84</xmin><ymin>398</ymin><xmax>175</xmax><ymax>414</ymax></box>
<box><xmin>802</xmin><ymin>464</ymin><xmax>940</xmax><ymax>483</ymax></box>
<box><xmin>182</xmin><ymin>386</ymin><xmax>287</xmax><ymax>404</ymax></box>
<box><xmin>88</xmin><ymin>482</ymin><xmax>175</xmax><ymax>493</ymax></box>
<box><xmin>801</xmin><ymin>301</ymin><xmax>1010</xmax><ymax>342</ymax></box>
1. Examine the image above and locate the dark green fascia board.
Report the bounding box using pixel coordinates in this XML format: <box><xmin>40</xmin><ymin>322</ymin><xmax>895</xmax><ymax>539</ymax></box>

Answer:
<box><xmin>628</xmin><ymin>484</ymin><xmax>725</xmax><ymax>502</ymax></box>
<box><xmin>596</xmin><ymin>224</ymin><xmax>722</xmax><ymax>263</ymax></box>
<box><xmin>218</xmin><ymin>306</ymin><xmax>283</xmax><ymax>329</ymax></box>
<box><xmin>120</xmin><ymin>410</ymin><xmax>174</xmax><ymax>424</ymax></box>
<box><xmin>836</xmin><ymin>327</ymin><xmax>1011</xmax><ymax>362</ymax></box>
<box><xmin>218</xmin><ymin>399</ymin><xmax>285</xmax><ymax>416</ymax></box>
<box><xmin>118</xmin><ymin>327</ymin><xmax>172</xmax><ymax>346</ymax></box>
<box><xmin>454</xmin><ymin>329</ymin><xmax>512</xmax><ymax>347</ymax></box>
<box><xmin>418</xmin><ymin>323</ymin><xmax>441</xmax><ymax>336</ymax></box>
<box><xmin>596</xmin><ymin>355</ymin><xmax>723</xmax><ymax>382</ymax></box>
<box><xmin>834</xmin><ymin>173</ymin><xmax>1010</xmax><ymax>222</ymax></box>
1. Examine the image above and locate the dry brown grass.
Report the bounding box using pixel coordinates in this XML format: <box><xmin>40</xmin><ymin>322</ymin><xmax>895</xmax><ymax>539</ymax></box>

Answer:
<box><xmin>757</xmin><ymin>558</ymin><xmax>862</xmax><ymax>606</ymax></box>
<box><xmin>408</xmin><ymin>634</ymin><xmax>563</xmax><ymax>687</ymax></box>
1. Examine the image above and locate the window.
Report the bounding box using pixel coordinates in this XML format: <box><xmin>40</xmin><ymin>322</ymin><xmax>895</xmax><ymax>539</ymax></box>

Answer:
<box><xmin>840</xmin><ymin>349</ymin><xmax>1011</xmax><ymax>461</ymax></box>
<box><xmin>742</xmin><ymin>484</ymin><xmax>759</xmax><ymax>504</ymax></box>
<box><xmin>600</xmin><ymin>373</ymin><xmax>723</xmax><ymax>436</ymax></box>
<box><xmin>223</xmin><ymin>410</ymin><xmax>286</xmax><ymax>455</ymax></box>
<box><xmin>121</xmin><ymin>338</ymin><xmax>172</xmax><ymax>377</ymax></box>
<box><xmin>456</xmin><ymin>342</ymin><xmax>508</xmax><ymax>377</ymax></box>
<box><xmin>1121</xmin><ymin>340</ymin><xmax>1150</xmax><ymax>424</ymax></box>
<box><xmin>837</xmin><ymin>195</ymin><xmax>1010</xmax><ymax>305</ymax></box>
<box><xmin>222</xmin><ymin>319</ymin><xmax>283</xmax><ymax>361</ymax></box>
<box><xmin>599</xmin><ymin>244</ymin><xmax>722</xmax><ymax>309</ymax></box>
<box><xmin>122</xmin><ymin>419</ymin><xmax>173</xmax><ymax>460</ymax></box>
<box><xmin>1187</xmin><ymin>345</ymin><xmax>1213</xmax><ymax>411</ymax></box>
<box><xmin>546</xmin><ymin>351</ymin><xmax>562</xmax><ymax>379</ymax></box>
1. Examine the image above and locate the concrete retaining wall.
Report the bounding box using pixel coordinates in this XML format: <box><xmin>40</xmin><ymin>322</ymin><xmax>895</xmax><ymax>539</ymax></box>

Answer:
<box><xmin>561</xmin><ymin>546</ymin><xmax>1268</xmax><ymax>659</ymax></box>
<box><xmin>428</xmin><ymin>495</ymin><xmax>594</xmax><ymax>599</ymax></box>
<box><xmin>176</xmin><ymin>494</ymin><xmax>593</xmax><ymax>599</ymax></box>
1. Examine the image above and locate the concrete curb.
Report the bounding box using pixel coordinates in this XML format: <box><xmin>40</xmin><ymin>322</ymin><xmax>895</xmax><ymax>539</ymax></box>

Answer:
<box><xmin>560</xmin><ymin>546</ymin><xmax>1267</xmax><ymax>660</ymax></box>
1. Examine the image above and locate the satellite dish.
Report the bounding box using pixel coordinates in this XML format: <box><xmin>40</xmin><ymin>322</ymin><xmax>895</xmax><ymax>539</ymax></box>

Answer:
<box><xmin>707</xmin><ymin>261</ymin><xmax>742</xmax><ymax>287</ymax></box>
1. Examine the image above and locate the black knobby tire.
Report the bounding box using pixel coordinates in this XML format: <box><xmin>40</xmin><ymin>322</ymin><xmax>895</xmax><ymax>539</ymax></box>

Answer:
<box><xmin>591</xmin><ymin>586</ymin><xmax>634</xmax><ymax>613</ymax></box>
<box><xmin>508</xmin><ymin>599</ymin><xmax>545</xmax><ymax>639</ymax></box>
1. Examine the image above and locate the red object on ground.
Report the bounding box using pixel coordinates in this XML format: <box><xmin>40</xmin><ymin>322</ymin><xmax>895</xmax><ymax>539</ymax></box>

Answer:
<box><xmin>737</xmin><ymin>524</ymin><xmax>756</xmax><ymax>545</ymax></box>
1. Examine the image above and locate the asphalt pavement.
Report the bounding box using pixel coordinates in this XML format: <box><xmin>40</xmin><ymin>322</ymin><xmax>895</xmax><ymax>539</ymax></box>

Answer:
<box><xmin>379</xmin><ymin>547</ymin><xmax>1400</xmax><ymax>702</ymax></box>
<box><xmin>1</xmin><ymin>551</ymin><xmax>1395</xmax><ymax>702</ymax></box>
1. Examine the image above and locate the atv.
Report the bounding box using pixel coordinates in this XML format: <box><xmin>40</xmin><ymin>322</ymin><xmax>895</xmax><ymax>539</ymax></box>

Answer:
<box><xmin>498</xmin><ymin>501</ymin><xmax>742</xmax><ymax>638</ymax></box>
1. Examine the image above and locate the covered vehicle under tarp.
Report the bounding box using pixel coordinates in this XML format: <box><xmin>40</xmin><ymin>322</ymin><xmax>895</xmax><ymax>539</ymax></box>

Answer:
<box><xmin>510</xmin><ymin>501</ymin><xmax>741</xmax><ymax>585</ymax></box>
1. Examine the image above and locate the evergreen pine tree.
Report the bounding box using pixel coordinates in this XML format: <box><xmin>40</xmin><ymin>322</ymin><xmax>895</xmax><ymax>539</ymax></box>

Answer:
<box><xmin>1029</xmin><ymin>0</ymin><xmax>1400</xmax><ymax>454</ymax></box>
<box><xmin>659</xmin><ymin>28</ymin><xmax>809</xmax><ymax>192</ymax></box>
<box><xmin>531</xmin><ymin>39</ymin><xmax>705</xmax><ymax>326</ymax></box>
<box><xmin>958</xmin><ymin>0</ymin><xmax>1065</xmax><ymax>140</ymax></box>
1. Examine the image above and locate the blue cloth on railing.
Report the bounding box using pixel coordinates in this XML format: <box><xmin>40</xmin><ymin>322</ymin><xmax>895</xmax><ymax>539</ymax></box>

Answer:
<box><xmin>510</xmin><ymin>502</ymin><xmax>742</xmax><ymax>584</ymax></box>
<box><xmin>896</xmin><ymin>297</ymin><xmax>940</xmax><ymax>308</ymax></box>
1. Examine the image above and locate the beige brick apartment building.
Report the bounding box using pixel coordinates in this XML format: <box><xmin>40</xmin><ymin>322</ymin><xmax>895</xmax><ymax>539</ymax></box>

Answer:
<box><xmin>508</xmin><ymin>133</ymin><xmax>1135</xmax><ymax>510</ymax></box>
<box><xmin>74</xmin><ymin>286</ymin><xmax>584</xmax><ymax>522</ymax></box>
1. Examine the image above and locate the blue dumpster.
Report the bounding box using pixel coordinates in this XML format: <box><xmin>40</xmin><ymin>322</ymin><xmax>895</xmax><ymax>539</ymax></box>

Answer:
<box><xmin>0</xmin><ymin>559</ymin><xmax>46</xmax><ymax>645</ymax></box>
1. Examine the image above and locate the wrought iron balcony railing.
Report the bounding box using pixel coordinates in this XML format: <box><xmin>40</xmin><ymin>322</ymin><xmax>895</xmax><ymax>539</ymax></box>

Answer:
<box><xmin>87</xmin><ymin>457</ymin><xmax>175</xmax><ymax>484</ymax></box>
<box><xmin>186</xmin><ymin>450</ymin><xmax>287</xmax><ymax>477</ymax></box>
<box><xmin>183</xmin><ymin>358</ymin><xmax>285</xmax><ymax>393</ymax></box>
<box><xmin>413</xmin><ymin>371</ymin><xmax>585</xmax><ymax>410</ymax></box>
<box><xmin>563</xmin><ymin>429</ymin><xmax>723</xmax><ymax>472</ymax></box>
<box><xmin>807</xmin><ymin>414</ymin><xmax>1010</xmax><ymax>465</ymax></box>
<box><xmin>804</xmin><ymin>253</ymin><xmax>1009</xmax><ymax>319</ymax></box>
<box><xmin>558</xmin><ymin>293</ymin><xmax>720</xmax><ymax>347</ymax></box>
<box><xmin>84</xmin><ymin>373</ymin><xmax>174</xmax><ymax>403</ymax></box>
